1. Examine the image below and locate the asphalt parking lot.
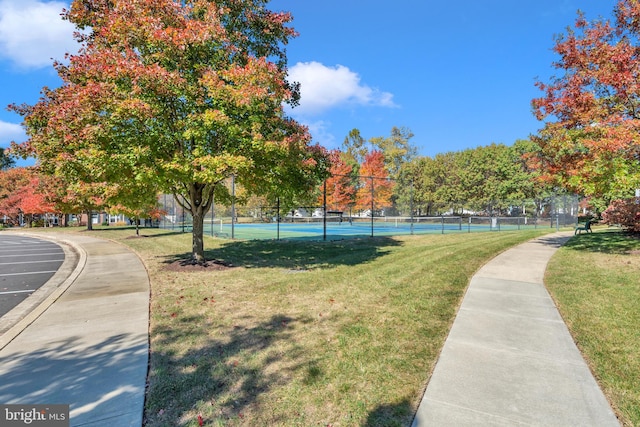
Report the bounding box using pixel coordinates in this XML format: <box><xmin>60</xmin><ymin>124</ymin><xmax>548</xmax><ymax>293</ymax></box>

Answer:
<box><xmin>0</xmin><ymin>235</ymin><xmax>65</xmax><ymax>318</ymax></box>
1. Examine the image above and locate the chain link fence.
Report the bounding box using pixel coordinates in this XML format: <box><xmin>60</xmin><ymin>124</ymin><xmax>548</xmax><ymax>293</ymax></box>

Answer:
<box><xmin>156</xmin><ymin>176</ymin><xmax>583</xmax><ymax>241</ymax></box>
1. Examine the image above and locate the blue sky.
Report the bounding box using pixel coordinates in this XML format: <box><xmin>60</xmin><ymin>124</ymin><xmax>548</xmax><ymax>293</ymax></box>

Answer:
<box><xmin>0</xmin><ymin>1</ymin><xmax>616</xmax><ymax>166</ymax></box>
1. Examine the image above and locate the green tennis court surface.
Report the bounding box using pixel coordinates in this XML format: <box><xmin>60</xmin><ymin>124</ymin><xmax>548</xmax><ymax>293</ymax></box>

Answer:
<box><xmin>184</xmin><ymin>216</ymin><xmax>550</xmax><ymax>240</ymax></box>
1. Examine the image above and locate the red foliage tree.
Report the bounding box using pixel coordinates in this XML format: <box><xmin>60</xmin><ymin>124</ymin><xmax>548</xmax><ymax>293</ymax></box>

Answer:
<box><xmin>355</xmin><ymin>150</ymin><xmax>394</xmax><ymax>214</ymax></box>
<box><xmin>532</xmin><ymin>0</ymin><xmax>640</xmax><ymax>203</ymax></box>
<box><xmin>320</xmin><ymin>150</ymin><xmax>356</xmax><ymax>212</ymax></box>
<box><xmin>0</xmin><ymin>167</ymin><xmax>30</xmax><ymax>224</ymax></box>
<box><xmin>601</xmin><ymin>198</ymin><xmax>640</xmax><ymax>232</ymax></box>
<box><xmin>0</xmin><ymin>168</ymin><xmax>59</xmax><ymax>226</ymax></box>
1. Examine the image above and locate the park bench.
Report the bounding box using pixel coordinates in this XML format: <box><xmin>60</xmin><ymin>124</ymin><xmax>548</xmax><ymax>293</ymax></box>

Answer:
<box><xmin>574</xmin><ymin>219</ymin><xmax>593</xmax><ymax>235</ymax></box>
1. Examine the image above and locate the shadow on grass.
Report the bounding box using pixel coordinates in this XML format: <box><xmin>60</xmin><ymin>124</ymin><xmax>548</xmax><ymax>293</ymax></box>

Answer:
<box><xmin>364</xmin><ymin>398</ymin><xmax>414</xmax><ymax>427</ymax></box>
<box><xmin>163</xmin><ymin>236</ymin><xmax>402</xmax><ymax>270</ymax></box>
<box><xmin>564</xmin><ymin>229</ymin><xmax>640</xmax><ymax>255</ymax></box>
<box><xmin>145</xmin><ymin>314</ymin><xmax>314</xmax><ymax>426</ymax></box>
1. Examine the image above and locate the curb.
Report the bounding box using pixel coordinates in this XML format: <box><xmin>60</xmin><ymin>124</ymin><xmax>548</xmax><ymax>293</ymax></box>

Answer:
<box><xmin>0</xmin><ymin>232</ymin><xmax>87</xmax><ymax>350</ymax></box>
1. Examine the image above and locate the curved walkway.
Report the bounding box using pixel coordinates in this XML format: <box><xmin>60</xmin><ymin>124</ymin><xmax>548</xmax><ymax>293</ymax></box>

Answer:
<box><xmin>0</xmin><ymin>232</ymin><xmax>149</xmax><ymax>427</ymax></box>
<box><xmin>412</xmin><ymin>232</ymin><xmax>620</xmax><ymax>426</ymax></box>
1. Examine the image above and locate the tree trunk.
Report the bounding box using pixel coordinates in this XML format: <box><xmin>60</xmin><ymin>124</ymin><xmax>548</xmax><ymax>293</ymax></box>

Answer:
<box><xmin>192</xmin><ymin>209</ymin><xmax>205</xmax><ymax>263</ymax></box>
<box><xmin>189</xmin><ymin>183</ymin><xmax>213</xmax><ymax>264</ymax></box>
<box><xmin>174</xmin><ymin>183</ymin><xmax>215</xmax><ymax>263</ymax></box>
<box><xmin>87</xmin><ymin>210</ymin><xmax>93</xmax><ymax>231</ymax></box>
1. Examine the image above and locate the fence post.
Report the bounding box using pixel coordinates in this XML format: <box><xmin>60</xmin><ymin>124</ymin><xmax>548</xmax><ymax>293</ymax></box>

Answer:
<box><xmin>210</xmin><ymin>196</ymin><xmax>214</xmax><ymax>237</ymax></box>
<box><xmin>231</xmin><ymin>174</ymin><xmax>235</xmax><ymax>239</ymax></box>
<box><xmin>181</xmin><ymin>197</ymin><xmax>185</xmax><ymax>233</ymax></box>
<box><xmin>323</xmin><ymin>180</ymin><xmax>327</xmax><ymax>241</ymax></box>
<box><xmin>370</xmin><ymin>176</ymin><xmax>374</xmax><ymax>238</ymax></box>
<box><xmin>410</xmin><ymin>180</ymin><xmax>414</xmax><ymax>235</ymax></box>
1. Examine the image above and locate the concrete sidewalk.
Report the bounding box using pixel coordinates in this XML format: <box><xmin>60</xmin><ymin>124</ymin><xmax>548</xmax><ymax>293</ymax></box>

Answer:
<box><xmin>412</xmin><ymin>232</ymin><xmax>620</xmax><ymax>426</ymax></box>
<box><xmin>0</xmin><ymin>232</ymin><xmax>149</xmax><ymax>427</ymax></box>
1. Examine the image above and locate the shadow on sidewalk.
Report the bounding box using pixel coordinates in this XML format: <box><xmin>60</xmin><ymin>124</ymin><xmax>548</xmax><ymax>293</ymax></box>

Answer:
<box><xmin>0</xmin><ymin>333</ymin><xmax>147</xmax><ymax>422</ymax></box>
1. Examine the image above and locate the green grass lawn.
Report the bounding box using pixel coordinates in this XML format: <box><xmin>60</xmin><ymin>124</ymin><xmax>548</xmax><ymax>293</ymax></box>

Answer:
<box><xmin>75</xmin><ymin>227</ymin><xmax>549</xmax><ymax>426</ymax></box>
<box><xmin>545</xmin><ymin>228</ymin><xmax>640</xmax><ymax>426</ymax></box>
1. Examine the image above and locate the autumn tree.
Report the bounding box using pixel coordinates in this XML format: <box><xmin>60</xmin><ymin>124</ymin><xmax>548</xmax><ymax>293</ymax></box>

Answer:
<box><xmin>0</xmin><ymin>167</ymin><xmax>31</xmax><ymax>224</ymax></box>
<box><xmin>320</xmin><ymin>150</ymin><xmax>356</xmax><ymax>212</ymax></box>
<box><xmin>355</xmin><ymin>150</ymin><xmax>393</xmax><ymax>215</ymax></box>
<box><xmin>12</xmin><ymin>0</ymin><xmax>328</xmax><ymax>262</ymax></box>
<box><xmin>369</xmin><ymin>126</ymin><xmax>417</xmax><ymax>180</ymax></box>
<box><xmin>15</xmin><ymin>177</ymin><xmax>58</xmax><ymax>227</ymax></box>
<box><xmin>532</xmin><ymin>0</ymin><xmax>640</xmax><ymax>205</ymax></box>
<box><xmin>0</xmin><ymin>167</ymin><xmax>59</xmax><ymax>226</ymax></box>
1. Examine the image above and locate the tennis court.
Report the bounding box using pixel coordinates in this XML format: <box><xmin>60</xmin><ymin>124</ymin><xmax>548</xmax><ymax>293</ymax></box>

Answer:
<box><xmin>158</xmin><ymin>191</ymin><xmax>580</xmax><ymax>241</ymax></box>
<box><xmin>186</xmin><ymin>215</ymin><xmax>556</xmax><ymax>241</ymax></box>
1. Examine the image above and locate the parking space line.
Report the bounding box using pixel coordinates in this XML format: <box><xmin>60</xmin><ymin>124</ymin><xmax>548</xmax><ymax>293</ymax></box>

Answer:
<box><xmin>0</xmin><ymin>252</ymin><xmax>63</xmax><ymax>257</ymax></box>
<box><xmin>0</xmin><ymin>259</ymin><xmax>64</xmax><ymax>266</ymax></box>
<box><xmin>0</xmin><ymin>271</ymin><xmax>58</xmax><ymax>277</ymax></box>
<box><xmin>0</xmin><ymin>290</ymin><xmax>35</xmax><ymax>295</ymax></box>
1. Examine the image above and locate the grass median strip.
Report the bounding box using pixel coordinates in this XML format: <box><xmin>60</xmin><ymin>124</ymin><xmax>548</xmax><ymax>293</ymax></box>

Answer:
<box><xmin>545</xmin><ymin>229</ymin><xmax>640</xmax><ymax>427</ymax></box>
<box><xmin>77</xmin><ymin>227</ymin><xmax>548</xmax><ymax>427</ymax></box>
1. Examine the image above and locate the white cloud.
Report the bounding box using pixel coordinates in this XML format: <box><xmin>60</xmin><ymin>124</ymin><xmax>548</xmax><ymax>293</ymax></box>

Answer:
<box><xmin>304</xmin><ymin>120</ymin><xmax>336</xmax><ymax>148</ymax></box>
<box><xmin>288</xmin><ymin>61</ymin><xmax>396</xmax><ymax>116</ymax></box>
<box><xmin>0</xmin><ymin>0</ymin><xmax>78</xmax><ymax>69</ymax></box>
<box><xmin>0</xmin><ymin>120</ymin><xmax>26</xmax><ymax>146</ymax></box>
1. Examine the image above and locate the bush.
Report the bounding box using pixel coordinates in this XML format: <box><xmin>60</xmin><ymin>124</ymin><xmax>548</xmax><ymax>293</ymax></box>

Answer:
<box><xmin>602</xmin><ymin>198</ymin><xmax>640</xmax><ymax>232</ymax></box>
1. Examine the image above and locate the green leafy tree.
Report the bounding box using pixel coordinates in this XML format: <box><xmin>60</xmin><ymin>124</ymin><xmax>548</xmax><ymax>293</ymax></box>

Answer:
<box><xmin>370</xmin><ymin>127</ymin><xmax>417</xmax><ymax>215</ymax></box>
<box><xmin>455</xmin><ymin>144</ymin><xmax>523</xmax><ymax>213</ymax></box>
<box><xmin>106</xmin><ymin>181</ymin><xmax>163</xmax><ymax>235</ymax></box>
<box><xmin>12</xmin><ymin>0</ymin><xmax>328</xmax><ymax>262</ymax></box>
<box><xmin>432</xmin><ymin>152</ymin><xmax>464</xmax><ymax>214</ymax></box>
<box><xmin>409</xmin><ymin>143</ymin><xmax>543</xmax><ymax>216</ymax></box>
<box><xmin>342</xmin><ymin>128</ymin><xmax>368</xmax><ymax>167</ymax></box>
<box><xmin>1</xmin><ymin>148</ymin><xmax>15</xmax><ymax>170</ymax></box>
<box><xmin>412</xmin><ymin>155</ymin><xmax>442</xmax><ymax>215</ymax></box>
